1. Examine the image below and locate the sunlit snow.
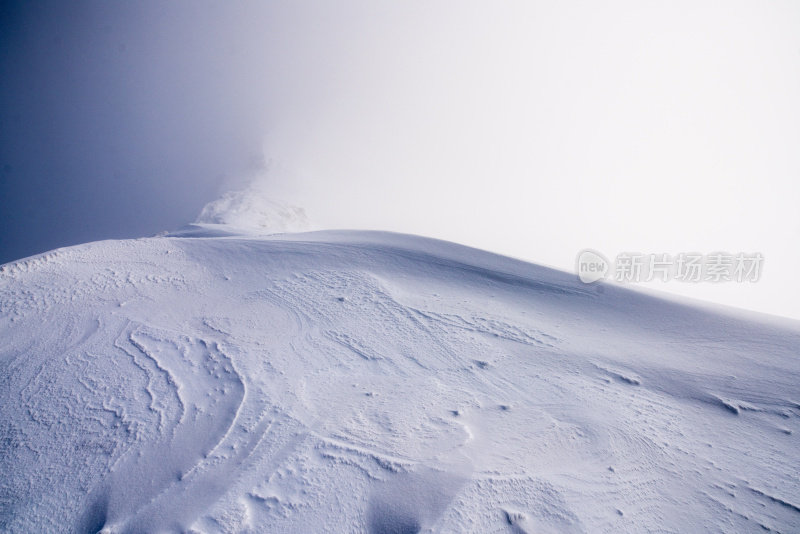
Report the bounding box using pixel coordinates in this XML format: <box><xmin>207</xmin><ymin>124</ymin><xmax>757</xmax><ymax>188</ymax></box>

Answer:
<box><xmin>1</xmin><ymin>227</ymin><xmax>798</xmax><ymax>532</ymax></box>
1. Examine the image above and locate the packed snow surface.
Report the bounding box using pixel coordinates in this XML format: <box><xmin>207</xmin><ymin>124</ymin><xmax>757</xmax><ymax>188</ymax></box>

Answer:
<box><xmin>1</xmin><ymin>227</ymin><xmax>798</xmax><ymax>533</ymax></box>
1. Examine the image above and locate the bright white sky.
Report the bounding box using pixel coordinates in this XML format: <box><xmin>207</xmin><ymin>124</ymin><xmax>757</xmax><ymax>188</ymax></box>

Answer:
<box><xmin>3</xmin><ymin>1</ymin><xmax>797</xmax><ymax>320</ymax></box>
<box><xmin>250</xmin><ymin>2</ymin><xmax>800</xmax><ymax>320</ymax></box>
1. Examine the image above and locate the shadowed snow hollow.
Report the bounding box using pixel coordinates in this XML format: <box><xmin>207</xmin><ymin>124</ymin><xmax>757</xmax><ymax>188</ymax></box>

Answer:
<box><xmin>0</xmin><ymin>230</ymin><xmax>798</xmax><ymax>533</ymax></box>
<box><xmin>196</xmin><ymin>187</ymin><xmax>311</xmax><ymax>233</ymax></box>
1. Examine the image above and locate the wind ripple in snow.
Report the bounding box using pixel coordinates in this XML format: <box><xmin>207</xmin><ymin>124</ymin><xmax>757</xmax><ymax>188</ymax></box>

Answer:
<box><xmin>1</xmin><ymin>230</ymin><xmax>799</xmax><ymax>533</ymax></box>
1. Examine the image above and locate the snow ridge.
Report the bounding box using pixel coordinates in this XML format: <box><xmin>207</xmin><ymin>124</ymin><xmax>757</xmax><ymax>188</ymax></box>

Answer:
<box><xmin>1</xmin><ymin>229</ymin><xmax>798</xmax><ymax>533</ymax></box>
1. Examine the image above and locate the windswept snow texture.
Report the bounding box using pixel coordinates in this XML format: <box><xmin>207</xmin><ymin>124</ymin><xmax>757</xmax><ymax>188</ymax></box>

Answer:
<box><xmin>1</xmin><ymin>228</ymin><xmax>799</xmax><ymax>533</ymax></box>
<box><xmin>195</xmin><ymin>189</ymin><xmax>311</xmax><ymax>233</ymax></box>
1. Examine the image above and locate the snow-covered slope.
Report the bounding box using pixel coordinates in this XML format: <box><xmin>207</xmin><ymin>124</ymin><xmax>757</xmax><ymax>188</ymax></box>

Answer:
<box><xmin>1</xmin><ymin>228</ymin><xmax>798</xmax><ymax>533</ymax></box>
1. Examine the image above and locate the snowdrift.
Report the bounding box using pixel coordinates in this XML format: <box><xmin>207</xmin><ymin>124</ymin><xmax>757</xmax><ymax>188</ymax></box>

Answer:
<box><xmin>1</xmin><ymin>228</ymin><xmax>798</xmax><ymax>533</ymax></box>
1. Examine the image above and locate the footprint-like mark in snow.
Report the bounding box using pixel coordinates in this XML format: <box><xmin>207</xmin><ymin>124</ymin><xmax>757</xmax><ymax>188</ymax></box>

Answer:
<box><xmin>367</xmin><ymin>467</ymin><xmax>467</xmax><ymax>534</ymax></box>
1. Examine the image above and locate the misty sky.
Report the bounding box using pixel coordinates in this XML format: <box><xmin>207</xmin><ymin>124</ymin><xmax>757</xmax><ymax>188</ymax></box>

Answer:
<box><xmin>1</xmin><ymin>1</ymin><xmax>799</xmax><ymax>319</ymax></box>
